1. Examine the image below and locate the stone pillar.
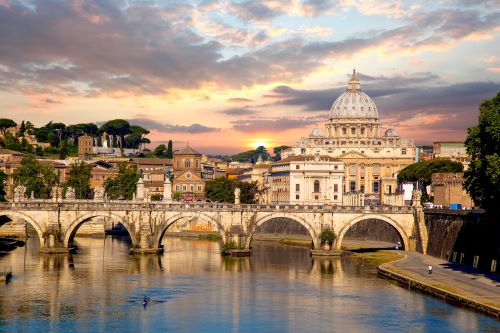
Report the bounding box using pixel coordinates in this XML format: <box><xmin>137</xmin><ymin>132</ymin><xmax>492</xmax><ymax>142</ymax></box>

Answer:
<box><xmin>136</xmin><ymin>178</ymin><xmax>145</xmax><ymax>201</ymax></box>
<box><xmin>163</xmin><ymin>178</ymin><xmax>172</xmax><ymax>202</ymax></box>
<box><xmin>234</xmin><ymin>187</ymin><xmax>241</xmax><ymax>205</ymax></box>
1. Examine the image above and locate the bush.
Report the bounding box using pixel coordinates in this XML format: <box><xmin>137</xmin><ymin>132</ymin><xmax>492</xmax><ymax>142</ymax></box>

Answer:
<box><xmin>221</xmin><ymin>240</ymin><xmax>237</xmax><ymax>255</ymax></box>
<box><xmin>320</xmin><ymin>228</ymin><xmax>336</xmax><ymax>246</ymax></box>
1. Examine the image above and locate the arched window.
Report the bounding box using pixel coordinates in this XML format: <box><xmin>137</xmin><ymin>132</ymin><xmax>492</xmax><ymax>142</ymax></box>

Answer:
<box><xmin>185</xmin><ymin>159</ymin><xmax>191</xmax><ymax>168</ymax></box>
<box><xmin>314</xmin><ymin>180</ymin><xmax>320</xmax><ymax>193</ymax></box>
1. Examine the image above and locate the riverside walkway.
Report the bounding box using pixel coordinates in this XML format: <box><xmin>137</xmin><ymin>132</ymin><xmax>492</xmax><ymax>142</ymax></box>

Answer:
<box><xmin>379</xmin><ymin>252</ymin><xmax>500</xmax><ymax>318</ymax></box>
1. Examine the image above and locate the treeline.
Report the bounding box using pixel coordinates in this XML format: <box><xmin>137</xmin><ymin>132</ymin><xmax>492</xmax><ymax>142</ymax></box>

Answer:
<box><xmin>0</xmin><ymin>118</ymin><xmax>154</xmax><ymax>158</ymax></box>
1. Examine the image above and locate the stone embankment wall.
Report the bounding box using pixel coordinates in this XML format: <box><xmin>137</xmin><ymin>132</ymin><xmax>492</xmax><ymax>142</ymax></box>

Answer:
<box><xmin>424</xmin><ymin>210</ymin><xmax>500</xmax><ymax>274</ymax></box>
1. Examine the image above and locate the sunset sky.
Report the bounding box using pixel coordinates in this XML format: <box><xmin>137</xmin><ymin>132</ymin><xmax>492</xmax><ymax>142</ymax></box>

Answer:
<box><xmin>0</xmin><ymin>0</ymin><xmax>499</xmax><ymax>154</ymax></box>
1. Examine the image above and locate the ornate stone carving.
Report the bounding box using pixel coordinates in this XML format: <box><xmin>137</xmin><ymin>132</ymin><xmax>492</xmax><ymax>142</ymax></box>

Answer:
<box><xmin>234</xmin><ymin>187</ymin><xmax>241</xmax><ymax>205</ymax></box>
<box><xmin>13</xmin><ymin>186</ymin><xmax>27</xmax><ymax>202</ymax></box>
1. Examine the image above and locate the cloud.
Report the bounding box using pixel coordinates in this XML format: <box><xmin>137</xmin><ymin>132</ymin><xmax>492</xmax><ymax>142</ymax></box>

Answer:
<box><xmin>129</xmin><ymin>118</ymin><xmax>220</xmax><ymax>133</ymax></box>
<box><xmin>231</xmin><ymin>117</ymin><xmax>315</xmax><ymax>133</ymax></box>
<box><xmin>227</xmin><ymin>97</ymin><xmax>254</xmax><ymax>103</ymax></box>
<box><xmin>218</xmin><ymin>108</ymin><xmax>256</xmax><ymax>116</ymax></box>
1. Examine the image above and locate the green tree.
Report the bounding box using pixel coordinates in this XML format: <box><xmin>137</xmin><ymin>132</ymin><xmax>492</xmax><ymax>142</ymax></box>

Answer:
<box><xmin>0</xmin><ymin>118</ymin><xmax>17</xmax><ymax>136</ymax></box>
<box><xmin>464</xmin><ymin>92</ymin><xmax>500</xmax><ymax>213</ymax></box>
<box><xmin>397</xmin><ymin>159</ymin><xmax>463</xmax><ymax>195</ymax></box>
<box><xmin>99</xmin><ymin>119</ymin><xmax>132</xmax><ymax>155</ymax></box>
<box><xmin>104</xmin><ymin>163</ymin><xmax>139</xmax><ymax>200</ymax></box>
<box><xmin>166</xmin><ymin>140</ymin><xmax>173</xmax><ymax>158</ymax></box>
<box><xmin>11</xmin><ymin>155</ymin><xmax>59</xmax><ymax>199</ymax></box>
<box><xmin>204</xmin><ymin>178</ymin><xmax>259</xmax><ymax>204</ymax></box>
<box><xmin>154</xmin><ymin>144</ymin><xmax>167</xmax><ymax>157</ymax></box>
<box><xmin>273</xmin><ymin>145</ymin><xmax>290</xmax><ymax>161</ymax></box>
<box><xmin>64</xmin><ymin>161</ymin><xmax>91</xmax><ymax>199</ymax></box>
<box><xmin>0</xmin><ymin>170</ymin><xmax>7</xmax><ymax>202</ymax></box>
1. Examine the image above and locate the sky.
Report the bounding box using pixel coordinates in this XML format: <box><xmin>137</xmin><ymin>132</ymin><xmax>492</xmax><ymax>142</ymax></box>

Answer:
<box><xmin>0</xmin><ymin>0</ymin><xmax>499</xmax><ymax>155</ymax></box>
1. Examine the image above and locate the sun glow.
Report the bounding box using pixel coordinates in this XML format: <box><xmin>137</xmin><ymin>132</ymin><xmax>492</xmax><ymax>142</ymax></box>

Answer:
<box><xmin>248</xmin><ymin>138</ymin><xmax>272</xmax><ymax>149</ymax></box>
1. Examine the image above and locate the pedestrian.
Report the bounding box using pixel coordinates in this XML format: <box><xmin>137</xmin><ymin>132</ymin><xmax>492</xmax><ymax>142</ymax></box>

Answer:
<box><xmin>428</xmin><ymin>265</ymin><xmax>432</xmax><ymax>274</ymax></box>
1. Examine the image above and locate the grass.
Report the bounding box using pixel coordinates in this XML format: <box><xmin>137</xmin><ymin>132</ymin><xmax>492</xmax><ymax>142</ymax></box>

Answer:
<box><xmin>349</xmin><ymin>250</ymin><xmax>404</xmax><ymax>266</ymax></box>
<box><xmin>197</xmin><ymin>234</ymin><xmax>222</xmax><ymax>242</ymax></box>
<box><xmin>278</xmin><ymin>238</ymin><xmax>312</xmax><ymax>247</ymax></box>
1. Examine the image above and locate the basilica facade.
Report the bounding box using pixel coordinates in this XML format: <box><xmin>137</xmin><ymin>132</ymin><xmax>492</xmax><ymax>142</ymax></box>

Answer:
<box><xmin>281</xmin><ymin>70</ymin><xmax>416</xmax><ymax>204</ymax></box>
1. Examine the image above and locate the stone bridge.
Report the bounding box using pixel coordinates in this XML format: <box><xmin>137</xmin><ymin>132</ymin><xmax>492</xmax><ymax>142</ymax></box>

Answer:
<box><xmin>0</xmin><ymin>201</ymin><xmax>425</xmax><ymax>255</ymax></box>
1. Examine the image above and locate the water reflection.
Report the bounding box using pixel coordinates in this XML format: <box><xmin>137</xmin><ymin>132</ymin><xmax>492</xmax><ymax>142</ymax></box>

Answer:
<box><xmin>0</xmin><ymin>236</ymin><xmax>498</xmax><ymax>332</ymax></box>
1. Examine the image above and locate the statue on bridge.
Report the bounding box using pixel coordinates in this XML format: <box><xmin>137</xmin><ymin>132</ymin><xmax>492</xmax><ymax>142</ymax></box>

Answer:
<box><xmin>65</xmin><ymin>187</ymin><xmax>76</xmax><ymax>200</ymax></box>
<box><xmin>412</xmin><ymin>190</ymin><xmax>422</xmax><ymax>207</ymax></box>
<box><xmin>94</xmin><ymin>187</ymin><xmax>105</xmax><ymax>201</ymax></box>
<box><xmin>13</xmin><ymin>186</ymin><xmax>27</xmax><ymax>202</ymax></box>
<box><xmin>234</xmin><ymin>187</ymin><xmax>241</xmax><ymax>205</ymax></box>
<box><xmin>163</xmin><ymin>177</ymin><xmax>172</xmax><ymax>203</ymax></box>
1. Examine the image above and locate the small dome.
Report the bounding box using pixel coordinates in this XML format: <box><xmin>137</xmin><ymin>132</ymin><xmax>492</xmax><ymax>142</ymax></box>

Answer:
<box><xmin>384</xmin><ymin>128</ymin><xmax>399</xmax><ymax>137</ymax></box>
<box><xmin>309</xmin><ymin>124</ymin><xmax>324</xmax><ymax>138</ymax></box>
<box><xmin>329</xmin><ymin>69</ymin><xmax>378</xmax><ymax>120</ymax></box>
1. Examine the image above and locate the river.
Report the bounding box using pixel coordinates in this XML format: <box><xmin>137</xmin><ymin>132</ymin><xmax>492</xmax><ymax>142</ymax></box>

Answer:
<box><xmin>0</xmin><ymin>235</ymin><xmax>499</xmax><ymax>332</ymax></box>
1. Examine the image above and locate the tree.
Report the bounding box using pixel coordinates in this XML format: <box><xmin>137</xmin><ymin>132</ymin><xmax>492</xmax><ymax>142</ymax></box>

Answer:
<box><xmin>232</xmin><ymin>146</ymin><xmax>270</xmax><ymax>162</ymax></box>
<box><xmin>0</xmin><ymin>170</ymin><xmax>7</xmax><ymax>202</ymax></box>
<box><xmin>104</xmin><ymin>163</ymin><xmax>139</xmax><ymax>200</ymax></box>
<box><xmin>11</xmin><ymin>155</ymin><xmax>59</xmax><ymax>199</ymax></box>
<box><xmin>273</xmin><ymin>145</ymin><xmax>290</xmax><ymax>161</ymax></box>
<box><xmin>204</xmin><ymin>178</ymin><xmax>260</xmax><ymax>204</ymax></box>
<box><xmin>397</xmin><ymin>159</ymin><xmax>463</xmax><ymax>195</ymax></box>
<box><xmin>99</xmin><ymin>119</ymin><xmax>132</xmax><ymax>155</ymax></box>
<box><xmin>166</xmin><ymin>140</ymin><xmax>173</xmax><ymax>158</ymax></box>
<box><xmin>124</xmin><ymin>125</ymin><xmax>150</xmax><ymax>149</ymax></box>
<box><xmin>64</xmin><ymin>161</ymin><xmax>91</xmax><ymax>199</ymax></box>
<box><xmin>154</xmin><ymin>144</ymin><xmax>167</xmax><ymax>157</ymax></box>
<box><xmin>464</xmin><ymin>92</ymin><xmax>500</xmax><ymax>213</ymax></box>
<box><xmin>0</xmin><ymin>118</ymin><xmax>17</xmax><ymax>135</ymax></box>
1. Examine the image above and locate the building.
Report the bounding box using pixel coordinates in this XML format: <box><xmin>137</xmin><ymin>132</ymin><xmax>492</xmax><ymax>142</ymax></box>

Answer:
<box><xmin>432</xmin><ymin>173</ymin><xmax>474</xmax><ymax>208</ymax></box>
<box><xmin>173</xmin><ymin>145</ymin><xmax>205</xmax><ymax>201</ymax></box>
<box><xmin>237</xmin><ymin>158</ymin><xmax>272</xmax><ymax>204</ymax></box>
<box><xmin>78</xmin><ymin>135</ymin><xmax>94</xmax><ymax>160</ymax></box>
<box><xmin>271</xmin><ymin>155</ymin><xmax>344</xmax><ymax>205</ymax></box>
<box><xmin>89</xmin><ymin>160</ymin><xmax>118</xmax><ymax>189</ymax></box>
<box><xmin>433</xmin><ymin>142</ymin><xmax>470</xmax><ymax>169</ymax></box>
<box><xmin>282</xmin><ymin>70</ymin><xmax>416</xmax><ymax>204</ymax></box>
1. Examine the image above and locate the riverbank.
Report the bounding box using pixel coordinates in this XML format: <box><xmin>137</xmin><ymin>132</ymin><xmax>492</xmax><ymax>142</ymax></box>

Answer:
<box><xmin>378</xmin><ymin>252</ymin><xmax>500</xmax><ymax>319</ymax></box>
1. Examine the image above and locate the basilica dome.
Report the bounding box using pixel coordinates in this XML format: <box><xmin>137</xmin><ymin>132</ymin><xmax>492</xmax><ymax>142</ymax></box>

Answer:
<box><xmin>384</xmin><ymin>128</ymin><xmax>399</xmax><ymax>137</ymax></box>
<box><xmin>329</xmin><ymin>70</ymin><xmax>378</xmax><ymax>120</ymax></box>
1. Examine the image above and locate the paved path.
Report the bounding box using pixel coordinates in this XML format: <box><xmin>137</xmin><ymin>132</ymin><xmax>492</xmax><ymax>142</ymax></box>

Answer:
<box><xmin>386</xmin><ymin>252</ymin><xmax>500</xmax><ymax>309</ymax></box>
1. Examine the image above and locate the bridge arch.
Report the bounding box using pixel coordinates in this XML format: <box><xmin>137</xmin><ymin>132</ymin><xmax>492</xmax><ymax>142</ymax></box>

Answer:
<box><xmin>0</xmin><ymin>211</ymin><xmax>44</xmax><ymax>245</ymax></box>
<box><xmin>64</xmin><ymin>212</ymin><xmax>137</xmax><ymax>248</ymax></box>
<box><xmin>335</xmin><ymin>214</ymin><xmax>410</xmax><ymax>251</ymax></box>
<box><xmin>154</xmin><ymin>212</ymin><xmax>225</xmax><ymax>248</ymax></box>
<box><xmin>246</xmin><ymin>213</ymin><xmax>319</xmax><ymax>249</ymax></box>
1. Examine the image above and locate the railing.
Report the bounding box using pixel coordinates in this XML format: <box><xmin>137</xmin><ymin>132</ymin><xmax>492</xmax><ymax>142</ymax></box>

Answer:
<box><xmin>0</xmin><ymin>200</ymin><xmax>415</xmax><ymax>213</ymax></box>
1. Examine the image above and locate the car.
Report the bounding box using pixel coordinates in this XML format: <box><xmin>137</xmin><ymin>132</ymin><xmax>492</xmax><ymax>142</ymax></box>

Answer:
<box><xmin>423</xmin><ymin>202</ymin><xmax>435</xmax><ymax>209</ymax></box>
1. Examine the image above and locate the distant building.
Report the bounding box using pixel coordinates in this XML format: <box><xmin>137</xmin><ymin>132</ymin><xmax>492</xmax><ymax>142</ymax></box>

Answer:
<box><xmin>433</xmin><ymin>142</ymin><xmax>470</xmax><ymax>169</ymax></box>
<box><xmin>237</xmin><ymin>159</ymin><xmax>272</xmax><ymax>204</ymax></box>
<box><xmin>173</xmin><ymin>145</ymin><xmax>205</xmax><ymax>201</ymax></box>
<box><xmin>282</xmin><ymin>70</ymin><xmax>416</xmax><ymax>205</ymax></box>
<box><xmin>271</xmin><ymin>155</ymin><xmax>344</xmax><ymax>205</ymax></box>
<box><xmin>432</xmin><ymin>173</ymin><xmax>474</xmax><ymax>208</ymax></box>
<box><xmin>78</xmin><ymin>135</ymin><xmax>94</xmax><ymax>160</ymax></box>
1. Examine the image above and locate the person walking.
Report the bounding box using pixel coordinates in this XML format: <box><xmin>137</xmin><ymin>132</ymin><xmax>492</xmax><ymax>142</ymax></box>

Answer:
<box><xmin>428</xmin><ymin>265</ymin><xmax>433</xmax><ymax>274</ymax></box>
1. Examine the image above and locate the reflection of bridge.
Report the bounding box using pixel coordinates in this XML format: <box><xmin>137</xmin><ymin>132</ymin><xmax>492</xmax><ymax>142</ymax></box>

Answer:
<box><xmin>0</xmin><ymin>201</ymin><xmax>426</xmax><ymax>254</ymax></box>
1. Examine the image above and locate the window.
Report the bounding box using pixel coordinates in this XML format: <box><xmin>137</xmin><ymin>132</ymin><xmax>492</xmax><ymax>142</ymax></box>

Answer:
<box><xmin>198</xmin><ymin>185</ymin><xmax>202</xmax><ymax>192</ymax></box>
<box><xmin>182</xmin><ymin>185</ymin><xmax>187</xmax><ymax>192</ymax></box>
<box><xmin>176</xmin><ymin>185</ymin><xmax>179</xmax><ymax>191</ymax></box>
<box><xmin>296</xmin><ymin>194</ymin><xmax>300</xmax><ymax>200</ymax></box>
<box><xmin>296</xmin><ymin>165</ymin><xmax>300</xmax><ymax>169</ymax></box>
<box><xmin>295</xmin><ymin>184</ymin><xmax>300</xmax><ymax>191</ymax></box>
<box><xmin>186</xmin><ymin>173</ymin><xmax>191</xmax><ymax>179</ymax></box>
<box><xmin>402</xmin><ymin>148</ymin><xmax>407</xmax><ymax>155</ymax></box>
<box><xmin>184</xmin><ymin>160</ymin><xmax>191</xmax><ymax>168</ymax></box>
<box><xmin>314</xmin><ymin>180</ymin><xmax>320</xmax><ymax>193</ymax></box>
<box><xmin>334</xmin><ymin>165</ymin><xmax>338</xmax><ymax>170</ymax></box>
<box><xmin>349</xmin><ymin>165</ymin><xmax>357</xmax><ymax>174</ymax></box>
<box><xmin>334</xmin><ymin>195</ymin><xmax>338</xmax><ymax>200</ymax></box>
<box><xmin>350</xmin><ymin>181</ymin><xmax>356</xmax><ymax>192</ymax></box>
<box><xmin>361</xmin><ymin>128</ymin><xmax>365</xmax><ymax>135</ymax></box>
<box><xmin>190</xmin><ymin>185</ymin><xmax>194</xmax><ymax>192</ymax></box>
<box><xmin>301</xmin><ymin>148</ymin><xmax>306</xmax><ymax>154</ymax></box>
<box><xmin>196</xmin><ymin>160</ymin><xmax>200</xmax><ymax>168</ymax></box>
<box><xmin>342</xmin><ymin>128</ymin><xmax>347</xmax><ymax>135</ymax></box>
<box><xmin>315</xmin><ymin>195</ymin><xmax>319</xmax><ymax>200</ymax></box>
<box><xmin>334</xmin><ymin>184</ymin><xmax>338</xmax><ymax>192</ymax></box>
<box><xmin>386</xmin><ymin>185</ymin><xmax>392</xmax><ymax>194</ymax></box>
<box><xmin>373</xmin><ymin>181</ymin><xmax>379</xmax><ymax>193</ymax></box>
<box><xmin>360</xmin><ymin>185</ymin><xmax>365</xmax><ymax>193</ymax></box>
<box><xmin>351</xmin><ymin>128</ymin><xmax>356</xmax><ymax>135</ymax></box>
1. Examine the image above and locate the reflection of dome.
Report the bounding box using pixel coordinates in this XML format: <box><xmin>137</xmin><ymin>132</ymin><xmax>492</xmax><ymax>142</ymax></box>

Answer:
<box><xmin>384</xmin><ymin>128</ymin><xmax>399</xmax><ymax>137</ymax></box>
<box><xmin>309</xmin><ymin>124</ymin><xmax>324</xmax><ymax>138</ymax></box>
<box><xmin>329</xmin><ymin>70</ymin><xmax>378</xmax><ymax>120</ymax></box>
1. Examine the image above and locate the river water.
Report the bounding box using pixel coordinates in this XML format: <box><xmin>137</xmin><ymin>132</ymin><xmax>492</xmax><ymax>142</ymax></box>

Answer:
<box><xmin>0</xmin><ymin>235</ymin><xmax>499</xmax><ymax>332</ymax></box>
